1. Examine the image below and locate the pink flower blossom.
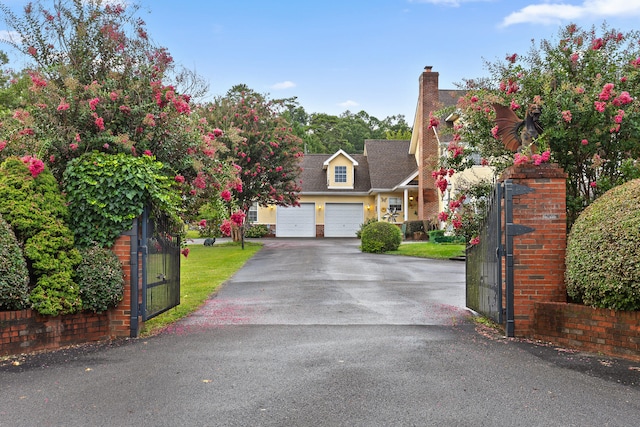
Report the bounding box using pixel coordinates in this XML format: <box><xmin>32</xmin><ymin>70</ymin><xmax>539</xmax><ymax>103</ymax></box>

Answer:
<box><xmin>541</xmin><ymin>151</ymin><xmax>551</xmax><ymax>162</ymax></box>
<box><xmin>428</xmin><ymin>112</ymin><xmax>440</xmax><ymax>129</ymax></box>
<box><xmin>581</xmin><ymin>139</ymin><xmax>588</xmax><ymax>146</ymax></box>
<box><xmin>0</xmin><ymin>140</ymin><xmax>6</xmax><ymax>151</ymax></box>
<box><xmin>199</xmin><ymin>219</ymin><xmax>207</xmax><ymax>228</ymax></box>
<box><xmin>235</xmin><ymin>182</ymin><xmax>243</xmax><ymax>193</ymax></box>
<box><xmin>470</xmin><ymin>96</ymin><xmax>479</xmax><ymax>103</ymax></box>
<box><xmin>614</xmin><ymin>109</ymin><xmax>625</xmax><ymax>124</ymax></box>
<box><xmin>193</xmin><ymin>173</ymin><xmax>207</xmax><ymax>189</ymax></box>
<box><xmin>570</xmin><ymin>53</ymin><xmax>579</xmax><ymax>63</ymax></box>
<box><xmin>57</xmin><ymin>99</ymin><xmax>70</xmax><ymax>111</ymax></box>
<box><xmin>119</xmin><ymin>105</ymin><xmax>131</xmax><ymax>114</ymax></box>
<box><xmin>590</xmin><ymin>182</ymin><xmax>597</xmax><ymax>188</ymax></box>
<box><xmin>631</xmin><ymin>57</ymin><xmax>640</xmax><ymax>68</ymax></box>
<box><xmin>470</xmin><ymin>236</ymin><xmax>480</xmax><ymax>246</ymax></box>
<box><xmin>591</xmin><ymin>38</ymin><xmax>604</xmax><ymax>50</ymax></box>
<box><xmin>174</xmin><ymin>174</ymin><xmax>185</xmax><ymax>183</ymax></box>
<box><xmin>514</xmin><ymin>153</ymin><xmax>529</xmax><ymax>165</ymax></box>
<box><xmin>89</xmin><ymin>97</ymin><xmax>100</xmax><ymax>110</ymax></box>
<box><xmin>594</xmin><ymin>101</ymin><xmax>606</xmax><ymax>113</ymax></box>
<box><xmin>220</xmin><ymin>190</ymin><xmax>232</xmax><ymax>201</ymax></box>
<box><xmin>437</xmin><ymin>211</ymin><xmax>449</xmax><ymax>222</ymax></box>
<box><xmin>510</xmin><ymin>99</ymin><xmax>520</xmax><ymax>110</ymax></box>
<box><xmin>452</xmin><ymin>218</ymin><xmax>462</xmax><ymax>229</ymax></box>
<box><xmin>230</xmin><ymin>211</ymin><xmax>245</xmax><ymax>227</ymax></box>
<box><xmin>449</xmin><ymin>200</ymin><xmax>462</xmax><ymax>210</ymax></box>
<box><xmin>598</xmin><ymin>83</ymin><xmax>614</xmax><ymax>101</ymax></box>
<box><xmin>506</xmin><ymin>53</ymin><xmax>517</xmax><ymax>63</ymax></box>
<box><xmin>94</xmin><ymin>116</ymin><xmax>105</xmax><ymax>131</ymax></box>
<box><xmin>212</xmin><ymin>128</ymin><xmax>223</xmax><ymax>137</ymax></box>
<box><xmin>561</xmin><ymin>110</ymin><xmax>572</xmax><ymax>123</ymax></box>
<box><xmin>110</xmin><ymin>91</ymin><xmax>118</xmax><ymax>101</ymax></box>
<box><xmin>613</xmin><ymin>91</ymin><xmax>633</xmax><ymax>105</ymax></box>
<box><xmin>220</xmin><ymin>220</ymin><xmax>232</xmax><ymax>237</ymax></box>
<box><xmin>21</xmin><ymin>155</ymin><xmax>45</xmax><ymax>177</ymax></box>
<box><xmin>75</xmin><ymin>133</ymin><xmax>81</xmax><ymax>143</ymax></box>
<box><xmin>69</xmin><ymin>143</ymin><xmax>78</xmax><ymax>151</ymax></box>
<box><xmin>143</xmin><ymin>150</ymin><xmax>153</xmax><ymax>156</ymax></box>
<box><xmin>181</xmin><ymin>248</ymin><xmax>190</xmax><ymax>258</ymax></box>
<box><xmin>491</xmin><ymin>125</ymin><xmax>499</xmax><ymax>139</ymax></box>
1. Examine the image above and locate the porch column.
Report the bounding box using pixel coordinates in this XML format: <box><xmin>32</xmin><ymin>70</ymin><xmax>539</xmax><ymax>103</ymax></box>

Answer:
<box><xmin>403</xmin><ymin>189</ymin><xmax>409</xmax><ymax>222</ymax></box>
<box><xmin>376</xmin><ymin>194</ymin><xmax>381</xmax><ymax>221</ymax></box>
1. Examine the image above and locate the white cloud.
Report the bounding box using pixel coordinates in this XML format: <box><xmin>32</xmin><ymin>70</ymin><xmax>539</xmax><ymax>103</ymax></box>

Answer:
<box><xmin>338</xmin><ymin>100</ymin><xmax>359</xmax><ymax>108</ymax></box>
<box><xmin>0</xmin><ymin>30</ymin><xmax>21</xmax><ymax>44</ymax></box>
<box><xmin>501</xmin><ymin>0</ymin><xmax>640</xmax><ymax>27</ymax></box>
<box><xmin>271</xmin><ymin>80</ymin><xmax>296</xmax><ymax>90</ymax></box>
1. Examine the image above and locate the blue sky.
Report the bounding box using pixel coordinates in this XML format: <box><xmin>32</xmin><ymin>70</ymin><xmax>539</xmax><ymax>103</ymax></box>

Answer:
<box><xmin>3</xmin><ymin>0</ymin><xmax>640</xmax><ymax>124</ymax></box>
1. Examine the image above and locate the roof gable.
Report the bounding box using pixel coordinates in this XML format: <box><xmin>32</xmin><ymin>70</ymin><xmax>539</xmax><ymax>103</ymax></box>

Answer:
<box><xmin>322</xmin><ymin>149</ymin><xmax>359</xmax><ymax>170</ymax></box>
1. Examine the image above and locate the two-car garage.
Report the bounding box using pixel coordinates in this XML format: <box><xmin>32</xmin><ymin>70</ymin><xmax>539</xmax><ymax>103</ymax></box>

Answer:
<box><xmin>275</xmin><ymin>203</ymin><xmax>364</xmax><ymax>238</ymax></box>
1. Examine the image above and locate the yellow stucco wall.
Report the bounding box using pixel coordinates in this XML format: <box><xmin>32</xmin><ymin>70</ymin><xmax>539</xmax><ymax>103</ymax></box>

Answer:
<box><xmin>255</xmin><ymin>192</ymin><xmax>420</xmax><ymax>226</ymax></box>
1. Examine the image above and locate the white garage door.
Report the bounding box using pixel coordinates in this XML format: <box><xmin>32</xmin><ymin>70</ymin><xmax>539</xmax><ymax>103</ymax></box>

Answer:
<box><xmin>324</xmin><ymin>203</ymin><xmax>364</xmax><ymax>237</ymax></box>
<box><xmin>276</xmin><ymin>203</ymin><xmax>316</xmax><ymax>237</ymax></box>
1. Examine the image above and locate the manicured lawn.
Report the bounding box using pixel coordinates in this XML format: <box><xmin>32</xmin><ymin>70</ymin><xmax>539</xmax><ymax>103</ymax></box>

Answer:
<box><xmin>387</xmin><ymin>242</ymin><xmax>466</xmax><ymax>259</ymax></box>
<box><xmin>141</xmin><ymin>241</ymin><xmax>262</xmax><ymax>335</ymax></box>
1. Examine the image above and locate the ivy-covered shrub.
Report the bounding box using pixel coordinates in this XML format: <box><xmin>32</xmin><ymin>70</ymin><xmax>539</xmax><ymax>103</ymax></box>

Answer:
<box><xmin>76</xmin><ymin>245</ymin><xmax>125</xmax><ymax>313</ymax></box>
<box><xmin>64</xmin><ymin>151</ymin><xmax>181</xmax><ymax>248</ymax></box>
<box><xmin>244</xmin><ymin>224</ymin><xmax>269</xmax><ymax>238</ymax></box>
<box><xmin>404</xmin><ymin>220</ymin><xmax>425</xmax><ymax>236</ymax></box>
<box><xmin>0</xmin><ymin>215</ymin><xmax>30</xmax><ymax>310</ymax></box>
<box><xmin>0</xmin><ymin>157</ymin><xmax>82</xmax><ymax>315</ymax></box>
<box><xmin>361</xmin><ymin>221</ymin><xmax>403</xmax><ymax>253</ymax></box>
<box><xmin>566</xmin><ymin>179</ymin><xmax>640</xmax><ymax>311</ymax></box>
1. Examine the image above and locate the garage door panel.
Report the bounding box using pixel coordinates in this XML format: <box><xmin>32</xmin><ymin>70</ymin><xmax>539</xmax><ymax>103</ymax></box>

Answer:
<box><xmin>325</xmin><ymin>203</ymin><xmax>363</xmax><ymax>237</ymax></box>
<box><xmin>276</xmin><ymin>204</ymin><xmax>316</xmax><ymax>237</ymax></box>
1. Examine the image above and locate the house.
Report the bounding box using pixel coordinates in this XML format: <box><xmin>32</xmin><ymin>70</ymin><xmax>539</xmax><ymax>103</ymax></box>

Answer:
<box><xmin>250</xmin><ymin>66</ymin><xmax>492</xmax><ymax>238</ymax></box>
<box><xmin>410</xmin><ymin>66</ymin><xmax>493</xmax><ymax>219</ymax></box>
<box><xmin>252</xmin><ymin>139</ymin><xmax>419</xmax><ymax>238</ymax></box>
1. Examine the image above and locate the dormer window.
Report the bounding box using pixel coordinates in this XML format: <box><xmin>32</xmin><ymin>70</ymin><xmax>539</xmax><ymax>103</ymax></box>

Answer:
<box><xmin>335</xmin><ymin>166</ymin><xmax>347</xmax><ymax>183</ymax></box>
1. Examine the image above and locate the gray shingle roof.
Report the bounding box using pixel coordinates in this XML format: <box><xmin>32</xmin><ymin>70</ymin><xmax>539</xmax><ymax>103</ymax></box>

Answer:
<box><xmin>299</xmin><ymin>140</ymin><xmax>417</xmax><ymax>194</ymax></box>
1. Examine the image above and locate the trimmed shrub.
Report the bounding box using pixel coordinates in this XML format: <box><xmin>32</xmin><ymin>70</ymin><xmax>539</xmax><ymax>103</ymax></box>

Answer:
<box><xmin>76</xmin><ymin>245</ymin><xmax>125</xmax><ymax>313</ymax></box>
<box><xmin>361</xmin><ymin>221</ymin><xmax>403</xmax><ymax>253</ymax></box>
<box><xmin>356</xmin><ymin>218</ymin><xmax>378</xmax><ymax>239</ymax></box>
<box><xmin>244</xmin><ymin>224</ymin><xmax>269</xmax><ymax>238</ymax></box>
<box><xmin>566</xmin><ymin>178</ymin><xmax>640</xmax><ymax>310</ymax></box>
<box><xmin>428</xmin><ymin>229</ymin><xmax>465</xmax><ymax>244</ymax></box>
<box><xmin>404</xmin><ymin>220</ymin><xmax>425</xmax><ymax>236</ymax></box>
<box><xmin>0</xmin><ymin>157</ymin><xmax>82</xmax><ymax>315</ymax></box>
<box><xmin>0</xmin><ymin>215</ymin><xmax>30</xmax><ymax>310</ymax></box>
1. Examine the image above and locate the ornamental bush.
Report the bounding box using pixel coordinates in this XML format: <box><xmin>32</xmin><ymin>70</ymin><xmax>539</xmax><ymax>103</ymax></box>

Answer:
<box><xmin>64</xmin><ymin>151</ymin><xmax>181</xmax><ymax>248</ymax></box>
<box><xmin>361</xmin><ymin>221</ymin><xmax>403</xmax><ymax>253</ymax></box>
<box><xmin>0</xmin><ymin>157</ymin><xmax>82</xmax><ymax>315</ymax></box>
<box><xmin>75</xmin><ymin>245</ymin><xmax>125</xmax><ymax>313</ymax></box>
<box><xmin>0</xmin><ymin>215</ymin><xmax>30</xmax><ymax>310</ymax></box>
<box><xmin>244</xmin><ymin>224</ymin><xmax>269</xmax><ymax>238</ymax></box>
<box><xmin>566</xmin><ymin>178</ymin><xmax>640</xmax><ymax>310</ymax></box>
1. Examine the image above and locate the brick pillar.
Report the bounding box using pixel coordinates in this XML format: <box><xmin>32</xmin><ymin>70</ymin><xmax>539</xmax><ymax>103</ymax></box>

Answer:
<box><xmin>418</xmin><ymin>66</ymin><xmax>440</xmax><ymax>221</ymax></box>
<box><xmin>501</xmin><ymin>163</ymin><xmax>567</xmax><ymax>336</ymax></box>
<box><xmin>109</xmin><ymin>223</ymin><xmax>140</xmax><ymax>338</ymax></box>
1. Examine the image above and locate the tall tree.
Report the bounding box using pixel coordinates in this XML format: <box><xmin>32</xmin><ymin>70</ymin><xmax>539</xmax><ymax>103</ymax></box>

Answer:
<box><xmin>202</xmin><ymin>85</ymin><xmax>304</xmax><ymax>217</ymax></box>
<box><xmin>0</xmin><ymin>0</ymin><xmax>234</xmax><ymax>219</ymax></box>
<box><xmin>438</xmin><ymin>22</ymin><xmax>640</xmax><ymax>228</ymax></box>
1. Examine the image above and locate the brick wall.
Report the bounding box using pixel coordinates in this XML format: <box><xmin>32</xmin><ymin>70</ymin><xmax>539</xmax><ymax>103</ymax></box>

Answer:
<box><xmin>501</xmin><ymin>163</ymin><xmax>568</xmax><ymax>336</ymax></box>
<box><xmin>533</xmin><ymin>302</ymin><xmax>640</xmax><ymax>362</ymax></box>
<box><xmin>0</xmin><ymin>231</ymin><xmax>135</xmax><ymax>356</ymax></box>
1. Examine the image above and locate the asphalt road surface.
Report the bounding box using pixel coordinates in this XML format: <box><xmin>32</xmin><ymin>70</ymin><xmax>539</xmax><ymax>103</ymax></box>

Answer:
<box><xmin>1</xmin><ymin>238</ymin><xmax>639</xmax><ymax>426</ymax></box>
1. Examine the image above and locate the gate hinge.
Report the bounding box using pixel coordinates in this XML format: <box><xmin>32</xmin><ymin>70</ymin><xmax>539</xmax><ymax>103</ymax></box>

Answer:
<box><xmin>507</xmin><ymin>223</ymin><xmax>535</xmax><ymax>236</ymax></box>
<box><xmin>508</xmin><ymin>183</ymin><xmax>534</xmax><ymax>196</ymax></box>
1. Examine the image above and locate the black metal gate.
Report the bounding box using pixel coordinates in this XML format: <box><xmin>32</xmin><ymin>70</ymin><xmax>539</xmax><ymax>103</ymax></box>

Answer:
<box><xmin>466</xmin><ymin>180</ymin><xmax>503</xmax><ymax>325</ymax></box>
<box><xmin>140</xmin><ymin>207</ymin><xmax>181</xmax><ymax>321</ymax></box>
<box><xmin>466</xmin><ymin>179</ymin><xmax>534</xmax><ymax>337</ymax></box>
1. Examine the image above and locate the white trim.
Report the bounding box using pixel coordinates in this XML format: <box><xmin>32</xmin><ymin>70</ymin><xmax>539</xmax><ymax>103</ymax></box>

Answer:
<box><xmin>322</xmin><ymin>149</ymin><xmax>359</xmax><ymax>169</ymax></box>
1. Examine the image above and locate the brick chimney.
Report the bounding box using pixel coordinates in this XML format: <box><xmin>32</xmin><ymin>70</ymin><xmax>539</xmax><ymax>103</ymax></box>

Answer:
<box><xmin>418</xmin><ymin>66</ymin><xmax>440</xmax><ymax>221</ymax></box>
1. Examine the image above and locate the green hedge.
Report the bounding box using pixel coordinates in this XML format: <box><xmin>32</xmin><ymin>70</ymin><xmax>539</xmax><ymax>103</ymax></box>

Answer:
<box><xmin>566</xmin><ymin>178</ymin><xmax>640</xmax><ymax>310</ymax></box>
<box><xmin>0</xmin><ymin>215</ymin><xmax>30</xmax><ymax>310</ymax></box>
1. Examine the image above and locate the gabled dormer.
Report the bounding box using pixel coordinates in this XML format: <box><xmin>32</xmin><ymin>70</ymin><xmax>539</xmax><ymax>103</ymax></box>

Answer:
<box><xmin>323</xmin><ymin>149</ymin><xmax>358</xmax><ymax>189</ymax></box>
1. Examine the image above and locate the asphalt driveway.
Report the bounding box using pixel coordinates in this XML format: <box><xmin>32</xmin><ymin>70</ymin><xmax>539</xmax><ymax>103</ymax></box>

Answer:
<box><xmin>1</xmin><ymin>238</ymin><xmax>639</xmax><ymax>427</ymax></box>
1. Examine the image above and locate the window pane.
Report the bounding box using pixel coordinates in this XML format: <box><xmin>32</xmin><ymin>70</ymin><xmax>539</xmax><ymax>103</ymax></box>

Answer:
<box><xmin>389</xmin><ymin>197</ymin><xmax>402</xmax><ymax>211</ymax></box>
<box><xmin>248</xmin><ymin>203</ymin><xmax>258</xmax><ymax>222</ymax></box>
<box><xmin>335</xmin><ymin>166</ymin><xmax>347</xmax><ymax>183</ymax></box>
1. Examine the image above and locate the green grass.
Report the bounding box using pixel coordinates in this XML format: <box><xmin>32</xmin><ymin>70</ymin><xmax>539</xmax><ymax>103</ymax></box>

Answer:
<box><xmin>387</xmin><ymin>242</ymin><xmax>465</xmax><ymax>259</ymax></box>
<box><xmin>141</xmin><ymin>242</ymin><xmax>262</xmax><ymax>336</ymax></box>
